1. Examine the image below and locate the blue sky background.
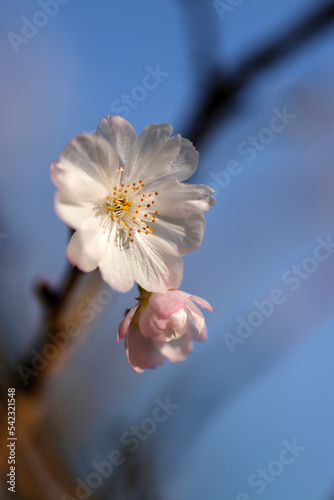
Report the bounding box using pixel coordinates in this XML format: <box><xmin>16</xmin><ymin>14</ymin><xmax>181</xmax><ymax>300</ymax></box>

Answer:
<box><xmin>1</xmin><ymin>1</ymin><xmax>334</xmax><ymax>499</ymax></box>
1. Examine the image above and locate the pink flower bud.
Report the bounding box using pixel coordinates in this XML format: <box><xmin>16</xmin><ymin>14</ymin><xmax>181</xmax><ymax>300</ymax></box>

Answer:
<box><xmin>118</xmin><ymin>289</ymin><xmax>213</xmax><ymax>373</ymax></box>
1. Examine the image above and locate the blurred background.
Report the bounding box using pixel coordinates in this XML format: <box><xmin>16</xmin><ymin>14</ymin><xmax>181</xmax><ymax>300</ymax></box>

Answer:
<box><xmin>1</xmin><ymin>0</ymin><xmax>334</xmax><ymax>498</ymax></box>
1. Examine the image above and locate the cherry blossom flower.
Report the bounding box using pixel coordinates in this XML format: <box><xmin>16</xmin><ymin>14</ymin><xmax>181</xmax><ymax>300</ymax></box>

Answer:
<box><xmin>51</xmin><ymin>116</ymin><xmax>215</xmax><ymax>293</ymax></box>
<box><xmin>118</xmin><ymin>289</ymin><xmax>213</xmax><ymax>372</ymax></box>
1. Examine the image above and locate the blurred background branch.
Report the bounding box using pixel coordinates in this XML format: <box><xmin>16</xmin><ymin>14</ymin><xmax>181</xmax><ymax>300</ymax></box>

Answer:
<box><xmin>180</xmin><ymin>0</ymin><xmax>334</xmax><ymax>147</ymax></box>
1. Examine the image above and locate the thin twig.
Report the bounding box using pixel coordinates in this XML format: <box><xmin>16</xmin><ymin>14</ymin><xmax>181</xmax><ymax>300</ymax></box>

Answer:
<box><xmin>184</xmin><ymin>0</ymin><xmax>334</xmax><ymax>146</ymax></box>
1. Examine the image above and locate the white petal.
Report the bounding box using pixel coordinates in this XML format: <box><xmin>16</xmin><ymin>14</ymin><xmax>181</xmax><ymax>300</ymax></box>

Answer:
<box><xmin>66</xmin><ymin>218</ymin><xmax>109</xmax><ymax>272</ymax></box>
<box><xmin>123</xmin><ymin>123</ymin><xmax>174</xmax><ymax>183</ymax></box>
<box><xmin>138</xmin><ymin>292</ymin><xmax>186</xmax><ymax>339</ymax></box>
<box><xmin>187</xmin><ymin>294</ymin><xmax>213</xmax><ymax>312</ymax></box>
<box><xmin>144</xmin><ymin>176</ymin><xmax>215</xmax><ymax>255</ymax></box>
<box><xmin>170</xmin><ymin>138</ymin><xmax>199</xmax><ymax>181</ymax></box>
<box><xmin>127</xmin><ymin>234</ymin><xmax>183</xmax><ymax>293</ymax></box>
<box><xmin>138</xmin><ymin>305</ymin><xmax>170</xmax><ymax>338</ymax></box>
<box><xmin>173</xmin><ymin>290</ymin><xmax>191</xmax><ymax>299</ymax></box>
<box><xmin>52</xmin><ymin>134</ymin><xmax>120</xmax><ymax>190</ymax></box>
<box><xmin>117</xmin><ymin>305</ymin><xmax>138</xmax><ymax>342</ymax></box>
<box><xmin>192</xmin><ymin>324</ymin><xmax>208</xmax><ymax>343</ymax></box>
<box><xmin>96</xmin><ymin>116</ymin><xmax>137</xmax><ymax>169</ymax></box>
<box><xmin>154</xmin><ymin>331</ymin><xmax>193</xmax><ymax>362</ymax></box>
<box><xmin>160</xmin><ymin>324</ymin><xmax>177</xmax><ymax>341</ymax></box>
<box><xmin>147</xmin><ymin>176</ymin><xmax>215</xmax><ymax>218</ymax></box>
<box><xmin>52</xmin><ymin>163</ymin><xmax>108</xmax><ymax>201</ymax></box>
<box><xmin>173</xmin><ymin>291</ymin><xmax>212</xmax><ymax>339</ymax></box>
<box><xmin>148</xmin><ymin>292</ymin><xmax>186</xmax><ymax>318</ymax></box>
<box><xmin>55</xmin><ymin>193</ymin><xmax>95</xmax><ymax>230</ymax></box>
<box><xmin>178</xmin><ymin>311</ymin><xmax>208</xmax><ymax>343</ymax></box>
<box><xmin>169</xmin><ymin>308</ymin><xmax>188</xmax><ymax>335</ymax></box>
<box><xmin>185</xmin><ymin>301</ymin><xmax>205</xmax><ymax>334</ymax></box>
<box><xmin>125</xmin><ymin>325</ymin><xmax>165</xmax><ymax>373</ymax></box>
<box><xmin>152</xmin><ymin>214</ymin><xmax>205</xmax><ymax>256</ymax></box>
<box><xmin>53</xmin><ymin>176</ymin><xmax>108</xmax><ymax>229</ymax></box>
<box><xmin>135</xmin><ymin>134</ymin><xmax>181</xmax><ymax>184</ymax></box>
<box><xmin>98</xmin><ymin>227</ymin><xmax>134</xmax><ymax>292</ymax></box>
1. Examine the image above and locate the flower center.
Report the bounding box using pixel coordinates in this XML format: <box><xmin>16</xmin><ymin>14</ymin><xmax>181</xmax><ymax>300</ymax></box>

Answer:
<box><xmin>106</xmin><ymin>196</ymin><xmax>131</xmax><ymax>218</ymax></box>
<box><xmin>104</xmin><ymin>179</ymin><xmax>159</xmax><ymax>244</ymax></box>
